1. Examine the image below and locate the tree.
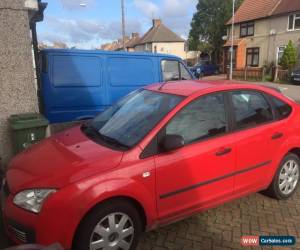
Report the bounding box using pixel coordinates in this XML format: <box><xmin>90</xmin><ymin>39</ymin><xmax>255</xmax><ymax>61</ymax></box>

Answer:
<box><xmin>280</xmin><ymin>40</ymin><xmax>297</xmax><ymax>71</ymax></box>
<box><xmin>188</xmin><ymin>0</ymin><xmax>243</xmax><ymax>63</ymax></box>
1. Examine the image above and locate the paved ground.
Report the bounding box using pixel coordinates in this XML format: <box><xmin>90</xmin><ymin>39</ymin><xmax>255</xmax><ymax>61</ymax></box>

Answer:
<box><xmin>136</xmin><ymin>190</ymin><xmax>300</xmax><ymax>250</ymax></box>
<box><xmin>1</xmin><ymin>77</ymin><xmax>300</xmax><ymax>250</ymax></box>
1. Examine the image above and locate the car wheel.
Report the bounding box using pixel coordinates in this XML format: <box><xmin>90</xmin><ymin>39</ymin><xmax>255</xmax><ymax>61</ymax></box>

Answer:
<box><xmin>265</xmin><ymin>153</ymin><xmax>300</xmax><ymax>199</ymax></box>
<box><xmin>74</xmin><ymin>199</ymin><xmax>143</xmax><ymax>250</ymax></box>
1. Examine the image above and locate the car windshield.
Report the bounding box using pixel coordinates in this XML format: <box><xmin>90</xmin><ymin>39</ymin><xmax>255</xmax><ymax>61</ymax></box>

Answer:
<box><xmin>83</xmin><ymin>89</ymin><xmax>184</xmax><ymax>149</ymax></box>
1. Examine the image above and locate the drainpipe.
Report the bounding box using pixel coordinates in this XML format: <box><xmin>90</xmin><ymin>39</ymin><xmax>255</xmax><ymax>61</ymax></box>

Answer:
<box><xmin>230</xmin><ymin>0</ymin><xmax>236</xmax><ymax>80</ymax></box>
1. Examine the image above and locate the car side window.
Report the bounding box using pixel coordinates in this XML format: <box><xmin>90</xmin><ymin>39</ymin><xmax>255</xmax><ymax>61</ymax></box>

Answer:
<box><xmin>231</xmin><ymin>91</ymin><xmax>273</xmax><ymax>129</ymax></box>
<box><xmin>269</xmin><ymin>95</ymin><xmax>292</xmax><ymax>120</ymax></box>
<box><xmin>180</xmin><ymin>63</ymin><xmax>192</xmax><ymax>80</ymax></box>
<box><xmin>162</xmin><ymin>60</ymin><xmax>180</xmax><ymax>82</ymax></box>
<box><xmin>166</xmin><ymin>93</ymin><xmax>228</xmax><ymax>144</ymax></box>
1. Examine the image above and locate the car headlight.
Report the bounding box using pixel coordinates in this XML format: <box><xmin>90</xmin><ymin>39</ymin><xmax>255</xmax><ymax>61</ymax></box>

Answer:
<box><xmin>196</xmin><ymin>68</ymin><xmax>201</xmax><ymax>73</ymax></box>
<box><xmin>13</xmin><ymin>189</ymin><xmax>56</xmax><ymax>213</ymax></box>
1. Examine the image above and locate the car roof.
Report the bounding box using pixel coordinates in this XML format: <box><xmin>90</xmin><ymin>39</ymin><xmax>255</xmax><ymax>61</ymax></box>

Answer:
<box><xmin>145</xmin><ymin>80</ymin><xmax>281</xmax><ymax>97</ymax></box>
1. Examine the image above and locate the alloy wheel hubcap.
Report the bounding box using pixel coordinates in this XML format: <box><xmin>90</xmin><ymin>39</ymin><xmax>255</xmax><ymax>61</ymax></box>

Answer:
<box><xmin>90</xmin><ymin>212</ymin><xmax>134</xmax><ymax>250</ymax></box>
<box><xmin>279</xmin><ymin>160</ymin><xmax>299</xmax><ymax>195</ymax></box>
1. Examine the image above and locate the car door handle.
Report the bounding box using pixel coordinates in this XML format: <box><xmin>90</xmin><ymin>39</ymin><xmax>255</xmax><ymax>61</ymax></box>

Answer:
<box><xmin>272</xmin><ymin>132</ymin><xmax>283</xmax><ymax>140</ymax></box>
<box><xmin>215</xmin><ymin>147</ymin><xmax>232</xmax><ymax>156</ymax></box>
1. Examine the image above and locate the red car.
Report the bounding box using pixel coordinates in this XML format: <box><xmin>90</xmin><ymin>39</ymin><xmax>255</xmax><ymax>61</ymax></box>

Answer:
<box><xmin>1</xmin><ymin>81</ymin><xmax>300</xmax><ymax>250</ymax></box>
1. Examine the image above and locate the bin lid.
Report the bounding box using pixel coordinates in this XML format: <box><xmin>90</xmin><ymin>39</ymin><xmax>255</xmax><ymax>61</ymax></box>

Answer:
<box><xmin>9</xmin><ymin>113</ymin><xmax>49</xmax><ymax>130</ymax></box>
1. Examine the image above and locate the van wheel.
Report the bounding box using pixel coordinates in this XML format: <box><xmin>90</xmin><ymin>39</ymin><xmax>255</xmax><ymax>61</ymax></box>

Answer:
<box><xmin>264</xmin><ymin>153</ymin><xmax>300</xmax><ymax>199</ymax></box>
<box><xmin>74</xmin><ymin>200</ymin><xmax>142</xmax><ymax>250</ymax></box>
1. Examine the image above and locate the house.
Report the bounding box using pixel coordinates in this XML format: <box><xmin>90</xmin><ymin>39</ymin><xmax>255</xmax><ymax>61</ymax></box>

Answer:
<box><xmin>99</xmin><ymin>19</ymin><xmax>187</xmax><ymax>59</ymax></box>
<box><xmin>125</xmin><ymin>32</ymin><xmax>140</xmax><ymax>52</ymax></box>
<box><xmin>134</xmin><ymin>19</ymin><xmax>186</xmax><ymax>59</ymax></box>
<box><xmin>100</xmin><ymin>36</ymin><xmax>129</xmax><ymax>51</ymax></box>
<box><xmin>223</xmin><ymin>0</ymin><xmax>300</xmax><ymax>71</ymax></box>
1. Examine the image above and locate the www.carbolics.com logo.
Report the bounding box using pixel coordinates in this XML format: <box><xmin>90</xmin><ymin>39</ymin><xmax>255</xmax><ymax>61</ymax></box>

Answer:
<box><xmin>241</xmin><ymin>236</ymin><xmax>296</xmax><ymax>247</ymax></box>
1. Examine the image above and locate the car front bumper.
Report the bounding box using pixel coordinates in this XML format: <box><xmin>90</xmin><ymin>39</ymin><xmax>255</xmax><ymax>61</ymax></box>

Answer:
<box><xmin>1</xmin><ymin>186</ymin><xmax>74</xmax><ymax>250</ymax></box>
<box><xmin>1</xmin><ymin>188</ymin><xmax>37</xmax><ymax>244</ymax></box>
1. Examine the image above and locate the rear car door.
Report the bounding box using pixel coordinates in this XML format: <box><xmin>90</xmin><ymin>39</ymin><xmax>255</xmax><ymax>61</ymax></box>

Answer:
<box><xmin>229</xmin><ymin>90</ymin><xmax>276</xmax><ymax>193</ymax></box>
<box><xmin>155</xmin><ymin>93</ymin><xmax>236</xmax><ymax>221</ymax></box>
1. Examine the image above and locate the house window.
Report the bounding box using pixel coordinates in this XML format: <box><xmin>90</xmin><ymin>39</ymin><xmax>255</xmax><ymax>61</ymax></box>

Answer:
<box><xmin>277</xmin><ymin>46</ymin><xmax>286</xmax><ymax>65</ymax></box>
<box><xmin>240</xmin><ymin>21</ymin><xmax>254</xmax><ymax>37</ymax></box>
<box><xmin>288</xmin><ymin>13</ymin><xmax>300</xmax><ymax>30</ymax></box>
<box><xmin>145</xmin><ymin>43</ymin><xmax>152</xmax><ymax>51</ymax></box>
<box><xmin>246</xmin><ymin>48</ymin><xmax>259</xmax><ymax>67</ymax></box>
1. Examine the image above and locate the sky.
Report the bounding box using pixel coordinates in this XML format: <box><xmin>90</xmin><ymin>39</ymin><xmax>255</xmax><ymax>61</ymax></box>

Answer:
<box><xmin>37</xmin><ymin>0</ymin><xmax>198</xmax><ymax>49</ymax></box>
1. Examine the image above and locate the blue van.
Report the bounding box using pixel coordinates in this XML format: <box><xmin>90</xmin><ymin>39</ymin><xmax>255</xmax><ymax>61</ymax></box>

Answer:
<box><xmin>41</xmin><ymin>49</ymin><xmax>194</xmax><ymax>123</ymax></box>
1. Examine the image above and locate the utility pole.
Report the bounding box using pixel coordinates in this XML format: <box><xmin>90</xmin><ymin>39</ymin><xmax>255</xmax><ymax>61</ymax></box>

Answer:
<box><xmin>121</xmin><ymin>0</ymin><xmax>126</xmax><ymax>51</ymax></box>
<box><xmin>230</xmin><ymin>0</ymin><xmax>235</xmax><ymax>80</ymax></box>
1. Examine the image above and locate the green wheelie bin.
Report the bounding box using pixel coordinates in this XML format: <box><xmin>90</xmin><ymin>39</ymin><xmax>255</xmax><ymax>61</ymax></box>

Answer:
<box><xmin>9</xmin><ymin>113</ymin><xmax>49</xmax><ymax>154</ymax></box>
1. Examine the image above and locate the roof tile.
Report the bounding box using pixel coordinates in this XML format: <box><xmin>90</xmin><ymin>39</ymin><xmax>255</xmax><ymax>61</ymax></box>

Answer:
<box><xmin>138</xmin><ymin>23</ymin><xmax>185</xmax><ymax>44</ymax></box>
<box><xmin>272</xmin><ymin>0</ymin><xmax>300</xmax><ymax>15</ymax></box>
<box><xmin>227</xmin><ymin>0</ymin><xmax>280</xmax><ymax>24</ymax></box>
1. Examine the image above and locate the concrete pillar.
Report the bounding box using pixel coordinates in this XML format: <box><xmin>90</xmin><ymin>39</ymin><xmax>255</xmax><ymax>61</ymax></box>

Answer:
<box><xmin>0</xmin><ymin>0</ymin><xmax>39</xmax><ymax>168</ymax></box>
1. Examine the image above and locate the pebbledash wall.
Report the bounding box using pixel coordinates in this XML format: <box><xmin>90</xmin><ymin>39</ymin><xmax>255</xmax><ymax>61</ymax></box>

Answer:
<box><xmin>0</xmin><ymin>0</ymin><xmax>39</xmax><ymax>167</ymax></box>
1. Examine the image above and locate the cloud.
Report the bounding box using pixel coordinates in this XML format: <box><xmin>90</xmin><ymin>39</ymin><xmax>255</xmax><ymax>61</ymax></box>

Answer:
<box><xmin>134</xmin><ymin>0</ymin><xmax>197</xmax><ymax>37</ymax></box>
<box><xmin>133</xmin><ymin>0</ymin><xmax>160</xmax><ymax>19</ymax></box>
<box><xmin>59</xmin><ymin>0</ymin><xmax>96</xmax><ymax>10</ymax></box>
<box><xmin>38</xmin><ymin>15</ymin><xmax>142</xmax><ymax>48</ymax></box>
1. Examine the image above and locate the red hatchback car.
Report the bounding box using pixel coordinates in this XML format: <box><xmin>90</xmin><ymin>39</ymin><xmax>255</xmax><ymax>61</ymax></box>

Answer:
<box><xmin>1</xmin><ymin>81</ymin><xmax>300</xmax><ymax>250</ymax></box>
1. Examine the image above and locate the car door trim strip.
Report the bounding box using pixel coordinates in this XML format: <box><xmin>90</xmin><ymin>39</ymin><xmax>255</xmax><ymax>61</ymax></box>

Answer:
<box><xmin>159</xmin><ymin>160</ymin><xmax>271</xmax><ymax>199</ymax></box>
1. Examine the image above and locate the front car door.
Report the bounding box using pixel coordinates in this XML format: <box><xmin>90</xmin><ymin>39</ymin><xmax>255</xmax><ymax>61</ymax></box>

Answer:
<box><xmin>229</xmin><ymin>90</ymin><xmax>276</xmax><ymax>193</ymax></box>
<box><xmin>154</xmin><ymin>93</ymin><xmax>236</xmax><ymax>222</ymax></box>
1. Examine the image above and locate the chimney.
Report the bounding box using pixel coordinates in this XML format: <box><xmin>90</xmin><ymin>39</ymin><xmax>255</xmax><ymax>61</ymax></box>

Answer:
<box><xmin>152</xmin><ymin>19</ymin><xmax>162</xmax><ymax>27</ymax></box>
<box><xmin>132</xmin><ymin>32</ymin><xmax>139</xmax><ymax>38</ymax></box>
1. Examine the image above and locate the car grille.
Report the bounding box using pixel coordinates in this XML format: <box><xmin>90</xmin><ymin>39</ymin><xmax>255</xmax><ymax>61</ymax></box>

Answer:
<box><xmin>8</xmin><ymin>224</ymin><xmax>27</xmax><ymax>243</ymax></box>
<box><xmin>7</xmin><ymin>220</ymin><xmax>35</xmax><ymax>243</ymax></box>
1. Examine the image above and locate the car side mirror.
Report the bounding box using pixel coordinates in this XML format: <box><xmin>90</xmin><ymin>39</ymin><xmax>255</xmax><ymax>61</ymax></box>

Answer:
<box><xmin>160</xmin><ymin>134</ymin><xmax>185</xmax><ymax>152</ymax></box>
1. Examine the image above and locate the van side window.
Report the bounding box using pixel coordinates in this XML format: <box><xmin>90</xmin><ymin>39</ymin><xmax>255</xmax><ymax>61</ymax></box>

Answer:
<box><xmin>269</xmin><ymin>95</ymin><xmax>292</xmax><ymax>120</ymax></box>
<box><xmin>161</xmin><ymin>60</ymin><xmax>180</xmax><ymax>81</ymax></box>
<box><xmin>180</xmin><ymin>63</ymin><xmax>192</xmax><ymax>80</ymax></box>
<box><xmin>161</xmin><ymin>60</ymin><xmax>192</xmax><ymax>81</ymax></box>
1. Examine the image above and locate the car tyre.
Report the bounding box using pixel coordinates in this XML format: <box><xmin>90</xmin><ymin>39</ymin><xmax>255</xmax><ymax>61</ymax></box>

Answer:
<box><xmin>74</xmin><ymin>199</ymin><xmax>143</xmax><ymax>250</ymax></box>
<box><xmin>264</xmin><ymin>153</ymin><xmax>300</xmax><ymax>199</ymax></box>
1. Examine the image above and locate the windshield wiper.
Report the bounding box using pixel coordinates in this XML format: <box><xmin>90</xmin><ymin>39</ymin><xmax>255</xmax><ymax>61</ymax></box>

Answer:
<box><xmin>81</xmin><ymin>123</ymin><xmax>130</xmax><ymax>150</ymax></box>
<box><xmin>98</xmin><ymin>133</ymin><xmax>130</xmax><ymax>149</ymax></box>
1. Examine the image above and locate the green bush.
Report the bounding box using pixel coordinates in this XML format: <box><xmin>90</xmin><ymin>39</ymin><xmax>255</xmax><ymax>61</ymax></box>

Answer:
<box><xmin>280</xmin><ymin>40</ymin><xmax>297</xmax><ymax>71</ymax></box>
